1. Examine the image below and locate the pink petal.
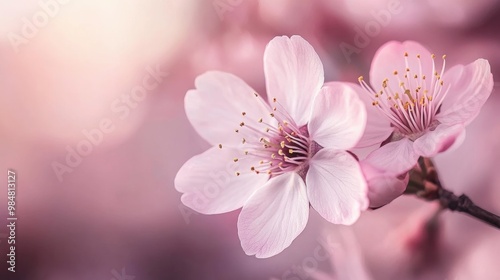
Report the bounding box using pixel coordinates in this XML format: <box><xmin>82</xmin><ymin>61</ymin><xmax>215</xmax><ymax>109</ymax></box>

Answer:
<box><xmin>306</xmin><ymin>149</ymin><xmax>368</xmax><ymax>225</ymax></box>
<box><xmin>308</xmin><ymin>82</ymin><xmax>367</xmax><ymax>150</ymax></box>
<box><xmin>436</xmin><ymin>59</ymin><xmax>493</xmax><ymax>126</ymax></box>
<box><xmin>369</xmin><ymin>41</ymin><xmax>433</xmax><ymax>94</ymax></box>
<box><xmin>361</xmin><ymin>162</ymin><xmax>409</xmax><ymax>208</ymax></box>
<box><xmin>264</xmin><ymin>35</ymin><xmax>324</xmax><ymax>126</ymax></box>
<box><xmin>185</xmin><ymin>71</ymin><xmax>273</xmax><ymax>146</ymax></box>
<box><xmin>175</xmin><ymin>146</ymin><xmax>268</xmax><ymax>214</ymax></box>
<box><xmin>413</xmin><ymin>124</ymin><xmax>465</xmax><ymax>157</ymax></box>
<box><xmin>363</xmin><ymin>138</ymin><xmax>419</xmax><ymax>175</ymax></box>
<box><xmin>343</xmin><ymin>82</ymin><xmax>393</xmax><ymax>148</ymax></box>
<box><xmin>238</xmin><ymin>172</ymin><xmax>309</xmax><ymax>258</ymax></box>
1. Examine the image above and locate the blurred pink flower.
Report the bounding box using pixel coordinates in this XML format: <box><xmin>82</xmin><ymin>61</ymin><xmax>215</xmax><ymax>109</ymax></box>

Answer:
<box><xmin>354</xmin><ymin>41</ymin><xmax>493</xmax><ymax>205</ymax></box>
<box><xmin>175</xmin><ymin>35</ymin><xmax>368</xmax><ymax>258</ymax></box>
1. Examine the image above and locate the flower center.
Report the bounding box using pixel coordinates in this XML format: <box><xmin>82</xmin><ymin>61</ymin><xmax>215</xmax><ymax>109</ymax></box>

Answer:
<box><xmin>358</xmin><ymin>52</ymin><xmax>450</xmax><ymax>137</ymax></box>
<box><xmin>220</xmin><ymin>94</ymin><xmax>312</xmax><ymax>177</ymax></box>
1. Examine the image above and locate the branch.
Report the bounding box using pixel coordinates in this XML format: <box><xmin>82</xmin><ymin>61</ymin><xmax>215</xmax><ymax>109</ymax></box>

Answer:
<box><xmin>438</xmin><ymin>188</ymin><xmax>500</xmax><ymax>229</ymax></box>
<box><xmin>406</xmin><ymin>157</ymin><xmax>500</xmax><ymax>230</ymax></box>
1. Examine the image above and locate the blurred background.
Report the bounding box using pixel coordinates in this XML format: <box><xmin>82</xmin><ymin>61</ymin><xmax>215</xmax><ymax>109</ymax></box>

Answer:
<box><xmin>1</xmin><ymin>0</ymin><xmax>499</xmax><ymax>279</ymax></box>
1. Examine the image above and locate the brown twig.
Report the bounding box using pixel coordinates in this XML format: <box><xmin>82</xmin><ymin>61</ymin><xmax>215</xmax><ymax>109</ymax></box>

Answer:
<box><xmin>437</xmin><ymin>188</ymin><xmax>500</xmax><ymax>229</ymax></box>
<box><xmin>406</xmin><ymin>157</ymin><xmax>500</xmax><ymax>230</ymax></box>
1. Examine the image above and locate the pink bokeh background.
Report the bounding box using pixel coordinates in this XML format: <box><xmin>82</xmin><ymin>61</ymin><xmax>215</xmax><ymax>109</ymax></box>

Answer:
<box><xmin>1</xmin><ymin>0</ymin><xmax>499</xmax><ymax>279</ymax></box>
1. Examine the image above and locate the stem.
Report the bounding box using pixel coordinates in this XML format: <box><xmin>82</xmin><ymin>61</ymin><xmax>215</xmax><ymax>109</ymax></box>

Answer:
<box><xmin>438</xmin><ymin>188</ymin><xmax>500</xmax><ymax>229</ymax></box>
<box><xmin>406</xmin><ymin>157</ymin><xmax>500</xmax><ymax>230</ymax></box>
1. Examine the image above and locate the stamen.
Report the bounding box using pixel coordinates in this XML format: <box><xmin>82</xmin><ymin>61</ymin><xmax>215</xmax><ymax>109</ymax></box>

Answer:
<box><xmin>231</xmin><ymin>96</ymin><xmax>311</xmax><ymax>177</ymax></box>
<box><xmin>358</xmin><ymin>51</ymin><xmax>452</xmax><ymax>135</ymax></box>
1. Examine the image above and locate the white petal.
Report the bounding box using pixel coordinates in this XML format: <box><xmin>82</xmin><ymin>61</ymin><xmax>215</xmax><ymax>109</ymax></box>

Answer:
<box><xmin>370</xmin><ymin>41</ymin><xmax>433</xmax><ymax>94</ymax></box>
<box><xmin>185</xmin><ymin>71</ymin><xmax>273</xmax><ymax>146</ymax></box>
<box><xmin>348</xmin><ymin>82</ymin><xmax>393</xmax><ymax>148</ymax></box>
<box><xmin>363</xmin><ymin>138</ymin><xmax>419</xmax><ymax>175</ymax></box>
<box><xmin>413</xmin><ymin>124</ymin><xmax>465</xmax><ymax>157</ymax></box>
<box><xmin>238</xmin><ymin>172</ymin><xmax>309</xmax><ymax>258</ymax></box>
<box><xmin>264</xmin><ymin>35</ymin><xmax>324</xmax><ymax>126</ymax></box>
<box><xmin>308</xmin><ymin>83</ymin><xmax>367</xmax><ymax>150</ymax></box>
<box><xmin>175</xmin><ymin>147</ymin><xmax>268</xmax><ymax>214</ymax></box>
<box><xmin>306</xmin><ymin>149</ymin><xmax>368</xmax><ymax>225</ymax></box>
<box><xmin>436</xmin><ymin>59</ymin><xmax>493</xmax><ymax>126</ymax></box>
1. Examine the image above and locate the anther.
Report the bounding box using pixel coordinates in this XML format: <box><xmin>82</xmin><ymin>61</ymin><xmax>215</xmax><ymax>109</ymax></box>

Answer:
<box><xmin>218</xmin><ymin>144</ymin><xmax>222</xmax><ymax>149</ymax></box>
<box><xmin>235</xmin><ymin>172</ymin><xmax>240</xmax><ymax>176</ymax></box>
<box><xmin>233</xmin><ymin>158</ymin><xmax>238</xmax><ymax>162</ymax></box>
<box><xmin>240</xmin><ymin>122</ymin><xmax>245</xmax><ymax>127</ymax></box>
<box><xmin>241</xmin><ymin>112</ymin><xmax>246</xmax><ymax>116</ymax></box>
<box><xmin>404</xmin><ymin>52</ymin><xmax>408</xmax><ymax>57</ymax></box>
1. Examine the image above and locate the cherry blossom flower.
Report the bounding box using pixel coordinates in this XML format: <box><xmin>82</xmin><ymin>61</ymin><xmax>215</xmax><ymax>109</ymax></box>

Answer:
<box><xmin>354</xmin><ymin>41</ymin><xmax>493</xmax><ymax>206</ymax></box>
<box><xmin>175</xmin><ymin>35</ymin><xmax>368</xmax><ymax>258</ymax></box>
